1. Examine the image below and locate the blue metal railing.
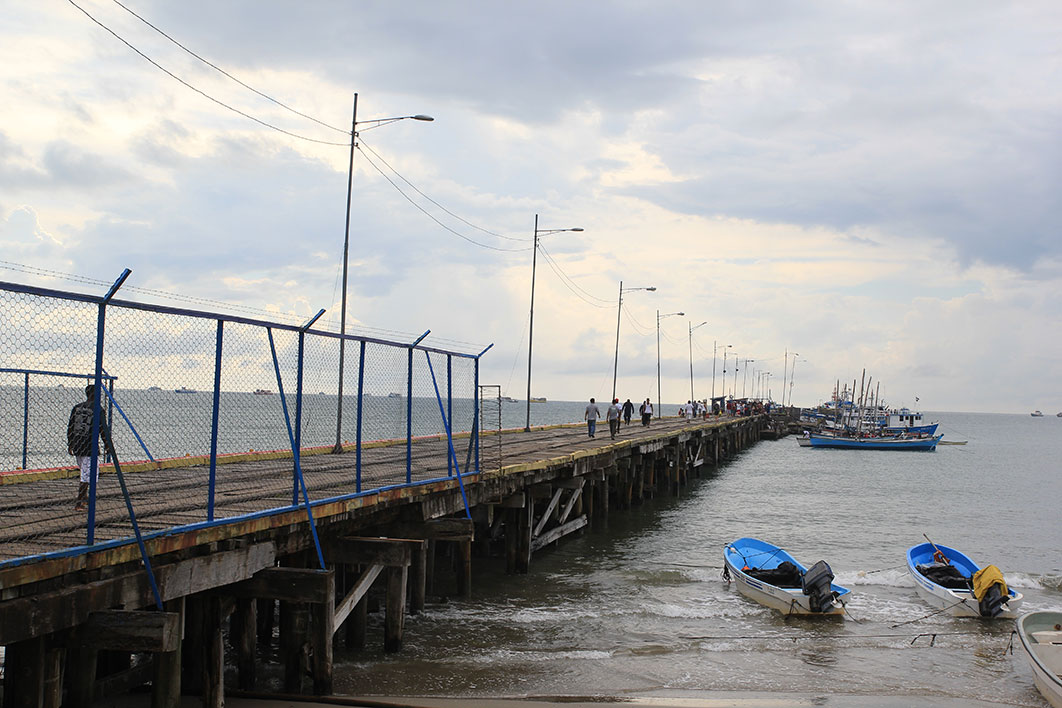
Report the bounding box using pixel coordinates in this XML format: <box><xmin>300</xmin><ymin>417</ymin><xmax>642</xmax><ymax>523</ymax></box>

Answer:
<box><xmin>0</xmin><ymin>276</ymin><xmax>490</xmax><ymax>569</ymax></box>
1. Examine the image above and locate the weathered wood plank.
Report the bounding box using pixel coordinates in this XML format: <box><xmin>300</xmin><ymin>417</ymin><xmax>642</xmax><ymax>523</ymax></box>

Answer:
<box><xmin>333</xmin><ymin>563</ymin><xmax>383</xmax><ymax>631</ymax></box>
<box><xmin>531</xmin><ymin>515</ymin><xmax>589</xmax><ymax>553</ymax></box>
<box><xmin>72</xmin><ymin>610</ymin><xmax>179</xmax><ymax>652</ymax></box>
<box><xmin>226</xmin><ymin>567</ymin><xmax>334</xmax><ymax>605</ymax></box>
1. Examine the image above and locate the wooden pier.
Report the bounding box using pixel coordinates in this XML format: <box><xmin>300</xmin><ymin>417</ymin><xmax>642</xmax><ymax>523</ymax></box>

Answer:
<box><xmin>0</xmin><ymin>414</ymin><xmax>769</xmax><ymax>707</ymax></box>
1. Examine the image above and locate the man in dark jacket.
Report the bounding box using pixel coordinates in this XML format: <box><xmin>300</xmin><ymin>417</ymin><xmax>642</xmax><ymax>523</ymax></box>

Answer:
<box><xmin>67</xmin><ymin>385</ymin><xmax>107</xmax><ymax>510</ymax></box>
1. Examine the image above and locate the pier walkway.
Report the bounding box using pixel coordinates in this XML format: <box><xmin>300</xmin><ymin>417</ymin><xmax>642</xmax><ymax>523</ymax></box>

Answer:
<box><xmin>0</xmin><ymin>413</ymin><xmax>767</xmax><ymax>706</ymax></box>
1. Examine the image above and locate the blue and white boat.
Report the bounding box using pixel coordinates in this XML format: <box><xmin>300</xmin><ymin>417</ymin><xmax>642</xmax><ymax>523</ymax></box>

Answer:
<box><xmin>723</xmin><ymin>537</ymin><xmax>850</xmax><ymax>616</ymax></box>
<box><xmin>906</xmin><ymin>542</ymin><xmax>1023</xmax><ymax>618</ymax></box>
<box><xmin>799</xmin><ymin>432</ymin><xmax>942</xmax><ymax>451</ymax></box>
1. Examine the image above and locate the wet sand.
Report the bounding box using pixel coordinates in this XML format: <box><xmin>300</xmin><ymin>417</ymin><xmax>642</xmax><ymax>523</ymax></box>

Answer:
<box><xmin>102</xmin><ymin>692</ymin><xmax>1025</xmax><ymax>708</ymax></box>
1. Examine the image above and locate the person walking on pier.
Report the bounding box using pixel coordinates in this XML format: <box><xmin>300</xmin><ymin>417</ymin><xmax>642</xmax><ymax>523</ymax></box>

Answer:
<box><xmin>640</xmin><ymin>399</ymin><xmax>653</xmax><ymax>426</ymax></box>
<box><xmin>67</xmin><ymin>384</ymin><xmax>107</xmax><ymax>511</ymax></box>
<box><xmin>585</xmin><ymin>397</ymin><xmax>601</xmax><ymax>438</ymax></box>
<box><xmin>622</xmin><ymin>398</ymin><xmax>634</xmax><ymax>425</ymax></box>
<box><xmin>607</xmin><ymin>398</ymin><xmax>622</xmax><ymax>440</ymax></box>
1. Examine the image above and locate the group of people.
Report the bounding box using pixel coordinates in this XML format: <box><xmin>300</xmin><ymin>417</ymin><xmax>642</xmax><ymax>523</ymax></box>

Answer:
<box><xmin>583</xmin><ymin>397</ymin><xmax>657</xmax><ymax>440</ymax></box>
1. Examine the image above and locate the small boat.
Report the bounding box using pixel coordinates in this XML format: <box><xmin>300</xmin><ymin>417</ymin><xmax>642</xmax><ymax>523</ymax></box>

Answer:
<box><xmin>387</xmin><ymin>392</ymin><xmax>403</xmax><ymax>399</ymax></box>
<box><xmin>1057</xmin><ymin>412</ymin><xmax>1062</xmax><ymax>418</ymax></box>
<box><xmin>147</xmin><ymin>386</ymin><xmax>161</xmax><ymax>391</ymax></box>
<box><xmin>175</xmin><ymin>386</ymin><xmax>196</xmax><ymax>394</ymax></box>
<box><xmin>1015</xmin><ymin>611</ymin><xmax>1062</xmax><ymax>708</ymax></box>
<box><xmin>529</xmin><ymin>396</ymin><xmax>547</xmax><ymax>403</ymax></box>
<box><xmin>253</xmin><ymin>389</ymin><xmax>273</xmax><ymax>395</ymax></box>
<box><xmin>500</xmin><ymin>396</ymin><xmax>519</xmax><ymax>403</ymax></box>
<box><xmin>723</xmin><ymin>537</ymin><xmax>850</xmax><ymax>616</ymax></box>
<box><xmin>800</xmin><ymin>432</ymin><xmax>942</xmax><ymax>451</ymax></box>
<box><xmin>1032</xmin><ymin>411</ymin><xmax>1045</xmax><ymax>417</ymax></box>
<box><xmin>906</xmin><ymin>542</ymin><xmax>1023</xmax><ymax>618</ymax></box>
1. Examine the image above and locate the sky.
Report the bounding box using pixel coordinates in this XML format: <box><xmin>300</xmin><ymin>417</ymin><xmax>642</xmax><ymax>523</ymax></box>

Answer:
<box><xmin>1</xmin><ymin>1</ymin><xmax>1060</xmax><ymax>413</ymax></box>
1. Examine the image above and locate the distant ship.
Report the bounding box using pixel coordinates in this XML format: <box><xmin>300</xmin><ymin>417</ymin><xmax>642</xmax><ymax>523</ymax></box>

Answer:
<box><xmin>500</xmin><ymin>396</ymin><xmax>518</xmax><ymax>403</ymax></box>
<box><xmin>529</xmin><ymin>396</ymin><xmax>547</xmax><ymax>403</ymax></box>
<box><xmin>1031</xmin><ymin>410</ymin><xmax>1044</xmax><ymax>417</ymax></box>
<box><xmin>388</xmin><ymin>392</ymin><xmax>403</xmax><ymax>399</ymax></box>
<box><xmin>175</xmin><ymin>386</ymin><xmax>196</xmax><ymax>394</ymax></box>
<box><xmin>148</xmin><ymin>386</ymin><xmax>161</xmax><ymax>391</ymax></box>
<box><xmin>254</xmin><ymin>389</ymin><xmax>273</xmax><ymax>395</ymax></box>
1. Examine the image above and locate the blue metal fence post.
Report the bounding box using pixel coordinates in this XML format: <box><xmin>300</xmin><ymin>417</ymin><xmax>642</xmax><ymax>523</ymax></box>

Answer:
<box><xmin>355</xmin><ymin>340</ymin><xmax>366</xmax><ymax>493</ymax></box>
<box><xmin>208</xmin><ymin>320</ymin><xmax>224</xmax><ymax>522</ymax></box>
<box><xmin>87</xmin><ymin>268</ymin><xmax>131</xmax><ymax>545</ymax></box>
<box><xmin>22</xmin><ymin>372</ymin><xmax>29</xmax><ymax>470</ymax></box>
<box><xmin>474</xmin><ymin>355</ymin><xmax>480</xmax><ymax>474</ymax></box>
<box><xmin>446</xmin><ymin>354</ymin><xmax>453</xmax><ymax>477</ymax></box>
<box><xmin>406</xmin><ymin>331</ymin><xmax>429</xmax><ymax>485</ymax></box>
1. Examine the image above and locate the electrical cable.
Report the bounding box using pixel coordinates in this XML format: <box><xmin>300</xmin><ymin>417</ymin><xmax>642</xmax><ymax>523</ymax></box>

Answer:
<box><xmin>359</xmin><ymin>139</ymin><xmax>530</xmax><ymax>243</ymax></box>
<box><xmin>537</xmin><ymin>244</ymin><xmax>613</xmax><ymax>306</ymax></box>
<box><xmin>66</xmin><ymin>0</ymin><xmax>349</xmax><ymax>147</ymax></box>
<box><xmin>107</xmin><ymin>0</ymin><xmax>348</xmax><ymax>135</ymax></box>
<box><xmin>356</xmin><ymin>147</ymin><xmax>532</xmax><ymax>253</ymax></box>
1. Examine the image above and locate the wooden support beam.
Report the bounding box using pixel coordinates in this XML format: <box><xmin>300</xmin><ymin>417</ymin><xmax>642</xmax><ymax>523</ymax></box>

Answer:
<box><xmin>531</xmin><ymin>515</ymin><xmax>589</xmax><ymax>553</ymax></box>
<box><xmin>232</xmin><ymin>598</ymin><xmax>257</xmax><ymax>691</ymax></box>
<box><xmin>310</xmin><ymin>572</ymin><xmax>335</xmax><ymax>695</ymax></box>
<box><xmin>529</xmin><ymin>482</ymin><xmax>554</xmax><ymax>499</ymax></box>
<box><xmin>3</xmin><ymin>635</ymin><xmax>45</xmax><ymax>708</ymax></box>
<box><xmin>202</xmin><ymin>595</ymin><xmax>224</xmax><ymax>708</ymax></box>
<box><xmin>499</xmin><ymin>492</ymin><xmax>526</xmax><ymax>508</ymax></box>
<box><xmin>70</xmin><ymin>610</ymin><xmax>179</xmax><ymax>653</ymax></box>
<box><xmin>152</xmin><ymin>597</ymin><xmax>183</xmax><ymax>708</ymax></box>
<box><xmin>456</xmin><ymin>540</ymin><xmax>472</xmax><ymax>598</ymax></box>
<box><xmin>532</xmin><ymin>488</ymin><xmax>565</xmax><ymax>538</ymax></box>
<box><xmin>557</xmin><ymin>487</ymin><xmax>582</xmax><ymax>526</ymax></box>
<box><xmin>384</xmin><ymin>565</ymin><xmax>408</xmax><ymax>653</ymax></box>
<box><xmin>333</xmin><ymin>564</ymin><xmax>383</xmax><ymax>630</ymax></box>
<box><xmin>409</xmin><ymin>543</ymin><xmax>426</xmax><ymax>614</ymax></box>
<box><xmin>323</xmin><ymin>537</ymin><xmax>415</xmax><ymax>568</ymax></box>
<box><xmin>0</xmin><ymin>542</ymin><xmax>275</xmax><ymax>646</ymax></box>
<box><xmin>226</xmin><ymin>567</ymin><xmax>334</xmax><ymax>604</ymax></box>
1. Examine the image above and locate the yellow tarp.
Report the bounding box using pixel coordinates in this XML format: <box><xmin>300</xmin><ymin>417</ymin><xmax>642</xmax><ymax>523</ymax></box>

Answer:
<box><xmin>972</xmin><ymin>564</ymin><xmax>1008</xmax><ymax>600</ymax></box>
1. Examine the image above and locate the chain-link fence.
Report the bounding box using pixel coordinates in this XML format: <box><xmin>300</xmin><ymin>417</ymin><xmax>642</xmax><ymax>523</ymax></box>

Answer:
<box><xmin>0</xmin><ymin>279</ymin><xmax>486</xmax><ymax>566</ymax></box>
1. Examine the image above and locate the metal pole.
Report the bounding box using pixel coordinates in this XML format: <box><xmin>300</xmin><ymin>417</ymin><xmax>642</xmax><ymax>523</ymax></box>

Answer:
<box><xmin>656</xmin><ymin>310</ymin><xmax>662</xmax><ymax>418</ymax></box>
<box><xmin>525</xmin><ymin>214</ymin><xmax>538</xmax><ymax>432</ymax></box>
<box><xmin>688</xmin><ymin>323</ymin><xmax>695</xmax><ymax>402</ymax></box>
<box><xmin>712</xmin><ymin>341</ymin><xmax>717</xmax><ymax>403</ymax></box>
<box><xmin>782</xmin><ymin>348</ymin><xmax>788</xmax><ymax>410</ymax></box>
<box><xmin>612</xmin><ymin>280</ymin><xmax>622</xmax><ymax>401</ymax></box>
<box><xmin>334</xmin><ymin>92</ymin><xmax>358</xmax><ymax>453</ymax></box>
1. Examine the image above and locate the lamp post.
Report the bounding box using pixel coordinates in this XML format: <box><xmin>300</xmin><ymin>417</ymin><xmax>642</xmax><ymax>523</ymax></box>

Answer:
<box><xmin>713</xmin><ymin>342</ymin><xmax>731</xmax><ymax>406</ymax></box>
<box><xmin>742</xmin><ymin>358</ymin><xmax>755</xmax><ymax>398</ymax></box>
<box><xmin>688</xmin><ymin>321</ymin><xmax>707</xmax><ymax>402</ymax></box>
<box><xmin>656</xmin><ymin>310</ymin><xmax>684</xmax><ymax>417</ymax></box>
<box><xmin>334</xmin><ymin>93</ymin><xmax>433</xmax><ymax>453</ymax></box>
<box><xmin>612</xmin><ymin>282</ymin><xmax>656</xmax><ymax>400</ymax></box>
<box><xmin>732</xmin><ymin>352</ymin><xmax>740</xmax><ymax>399</ymax></box>
<box><xmin>789</xmin><ymin>357</ymin><xmax>805</xmax><ymax>407</ymax></box>
<box><xmin>526</xmin><ymin>214</ymin><xmax>584</xmax><ymax>432</ymax></box>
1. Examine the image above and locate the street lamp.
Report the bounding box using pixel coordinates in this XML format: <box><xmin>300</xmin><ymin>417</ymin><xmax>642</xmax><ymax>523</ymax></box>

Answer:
<box><xmin>789</xmin><ymin>357</ymin><xmax>806</xmax><ymax>407</ymax></box>
<box><xmin>612</xmin><ymin>282</ymin><xmax>656</xmax><ymax>400</ymax></box>
<box><xmin>526</xmin><ymin>214</ymin><xmax>584</xmax><ymax>432</ymax></box>
<box><xmin>335</xmin><ymin>93</ymin><xmax>433</xmax><ymax>453</ymax></box>
<box><xmin>688</xmin><ymin>321</ymin><xmax>707</xmax><ymax>402</ymax></box>
<box><xmin>656</xmin><ymin>310</ymin><xmax>684</xmax><ymax>417</ymax></box>
<box><xmin>713</xmin><ymin>342</ymin><xmax>731</xmax><ymax>405</ymax></box>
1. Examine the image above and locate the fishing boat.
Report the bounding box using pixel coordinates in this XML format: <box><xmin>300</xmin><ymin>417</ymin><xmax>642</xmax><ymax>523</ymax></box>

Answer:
<box><xmin>175</xmin><ymin>386</ymin><xmax>196</xmax><ymax>394</ymax></box>
<box><xmin>723</xmin><ymin>537</ymin><xmax>850</xmax><ymax>616</ymax></box>
<box><xmin>800</xmin><ymin>432</ymin><xmax>942</xmax><ymax>451</ymax></box>
<box><xmin>1032</xmin><ymin>410</ymin><xmax>1045</xmax><ymax>417</ymax></box>
<box><xmin>387</xmin><ymin>392</ymin><xmax>403</xmax><ymax>399</ymax></box>
<box><xmin>906</xmin><ymin>541</ymin><xmax>1023</xmax><ymax>618</ymax></box>
<box><xmin>500</xmin><ymin>396</ymin><xmax>519</xmax><ymax>403</ymax></box>
<box><xmin>1015</xmin><ymin>611</ymin><xmax>1062</xmax><ymax>708</ymax></box>
<box><xmin>253</xmin><ymin>389</ymin><xmax>273</xmax><ymax>396</ymax></box>
<box><xmin>529</xmin><ymin>396</ymin><xmax>547</xmax><ymax>403</ymax></box>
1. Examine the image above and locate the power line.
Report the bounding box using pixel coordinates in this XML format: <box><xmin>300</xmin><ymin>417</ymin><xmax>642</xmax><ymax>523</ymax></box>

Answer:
<box><xmin>355</xmin><ymin>145</ymin><xmax>532</xmax><ymax>253</ymax></box>
<box><xmin>66</xmin><ymin>0</ymin><xmax>349</xmax><ymax>147</ymax></box>
<box><xmin>359</xmin><ymin>140</ymin><xmax>530</xmax><ymax>243</ymax></box>
<box><xmin>537</xmin><ymin>247</ymin><xmax>611</xmax><ymax>309</ymax></box>
<box><xmin>107</xmin><ymin>0</ymin><xmax>348</xmax><ymax>135</ymax></box>
<box><xmin>622</xmin><ymin>307</ymin><xmax>652</xmax><ymax>337</ymax></box>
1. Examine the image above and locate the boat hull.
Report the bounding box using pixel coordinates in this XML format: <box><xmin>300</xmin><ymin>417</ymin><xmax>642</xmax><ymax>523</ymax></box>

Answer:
<box><xmin>906</xmin><ymin>542</ymin><xmax>1023</xmax><ymax>618</ymax></box>
<box><xmin>724</xmin><ymin>537</ymin><xmax>849</xmax><ymax>616</ymax></box>
<box><xmin>1016</xmin><ymin>612</ymin><xmax>1062</xmax><ymax>708</ymax></box>
<box><xmin>806</xmin><ymin>434</ymin><xmax>941</xmax><ymax>450</ymax></box>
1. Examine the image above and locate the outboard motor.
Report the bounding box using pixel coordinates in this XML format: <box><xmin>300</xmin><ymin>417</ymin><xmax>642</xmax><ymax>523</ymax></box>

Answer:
<box><xmin>802</xmin><ymin>560</ymin><xmax>838</xmax><ymax>613</ymax></box>
<box><xmin>978</xmin><ymin>584</ymin><xmax>1007</xmax><ymax>617</ymax></box>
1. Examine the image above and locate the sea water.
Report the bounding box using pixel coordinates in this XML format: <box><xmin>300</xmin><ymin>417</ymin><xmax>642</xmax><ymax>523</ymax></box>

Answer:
<box><xmin>330</xmin><ymin>412</ymin><xmax>1062</xmax><ymax>706</ymax></box>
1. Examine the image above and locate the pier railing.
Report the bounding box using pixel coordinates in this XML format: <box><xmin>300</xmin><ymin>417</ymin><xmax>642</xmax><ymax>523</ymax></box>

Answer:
<box><xmin>0</xmin><ymin>277</ymin><xmax>488</xmax><ymax>568</ymax></box>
